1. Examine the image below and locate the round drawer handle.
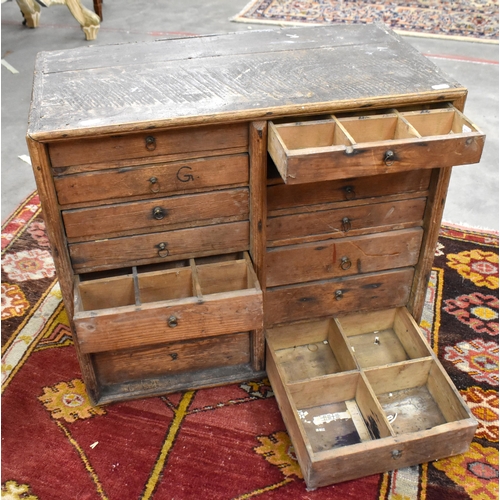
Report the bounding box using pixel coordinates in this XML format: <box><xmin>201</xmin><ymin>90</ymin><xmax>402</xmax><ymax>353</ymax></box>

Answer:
<box><xmin>384</xmin><ymin>150</ymin><xmax>395</xmax><ymax>166</ymax></box>
<box><xmin>157</xmin><ymin>242</ymin><xmax>169</xmax><ymax>258</ymax></box>
<box><xmin>153</xmin><ymin>206</ymin><xmax>166</xmax><ymax>220</ymax></box>
<box><xmin>145</xmin><ymin>135</ymin><xmax>157</xmax><ymax>151</ymax></box>
<box><xmin>341</xmin><ymin>217</ymin><xmax>351</xmax><ymax>233</ymax></box>
<box><xmin>343</xmin><ymin>185</ymin><xmax>355</xmax><ymax>200</ymax></box>
<box><xmin>340</xmin><ymin>256</ymin><xmax>352</xmax><ymax>271</ymax></box>
<box><xmin>167</xmin><ymin>315</ymin><xmax>178</xmax><ymax>328</ymax></box>
<box><xmin>149</xmin><ymin>176</ymin><xmax>160</xmax><ymax>193</ymax></box>
<box><xmin>335</xmin><ymin>290</ymin><xmax>343</xmax><ymax>300</ymax></box>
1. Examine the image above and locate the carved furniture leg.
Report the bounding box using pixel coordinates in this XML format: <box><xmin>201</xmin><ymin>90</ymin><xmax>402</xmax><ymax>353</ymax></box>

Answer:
<box><xmin>15</xmin><ymin>0</ymin><xmax>41</xmax><ymax>28</ymax></box>
<box><xmin>16</xmin><ymin>0</ymin><xmax>100</xmax><ymax>40</ymax></box>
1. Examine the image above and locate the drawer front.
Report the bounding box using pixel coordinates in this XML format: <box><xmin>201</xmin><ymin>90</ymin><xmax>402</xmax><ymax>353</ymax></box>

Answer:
<box><xmin>76</xmin><ymin>292</ymin><xmax>263</xmax><ymax>354</ymax></box>
<box><xmin>69</xmin><ymin>221</ymin><xmax>250</xmax><ymax>272</ymax></box>
<box><xmin>266</xmin><ymin>228</ymin><xmax>423</xmax><ymax>287</ymax></box>
<box><xmin>267</xmin><ymin>169</ymin><xmax>431</xmax><ymax>215</ymax></box>
<box><xmin>267</xmin><ymin>197</ymin><xmax>426</xmax><ymax>246</ymax></box>
<box><xmin>265</xmin><ymin>267</ymin><xmax>414</xmax><ymax>326</ymax></box>
<box><xmin>93</xmin><ymin>332</ymin><xmax>251</xmax><ymax>386</ymax></box>
<box><xmin>269</xmin><ymin>107</ymin><xmax>484</xmax><ymax>184</ymax></box>
<box><xmin>63</xmin><ymin>188</ymin><xmax>249</xmax><ymax>241</ymax></box>
<box><xmin>49</xmin><ymin>122</ymin><xmax>249</xmax><ymax>168</ymax></box>
<box><xmin>54</xmin><ymin>154</ymin><xmax>249</xmax><ymax>206</ymax></box>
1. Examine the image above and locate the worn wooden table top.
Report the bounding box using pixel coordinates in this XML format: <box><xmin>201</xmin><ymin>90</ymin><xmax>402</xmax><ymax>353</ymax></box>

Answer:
<box><xmin>28</xmin><ymin>24</ymin><xmax>464</xmax><ymax>140</ymax></box>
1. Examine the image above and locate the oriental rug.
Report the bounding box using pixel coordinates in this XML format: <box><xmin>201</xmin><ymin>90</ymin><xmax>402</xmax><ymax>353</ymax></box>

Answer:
<box><xmin>2</xmin><ymin>191</ymin><xmax>499</xmax><ymax>500</ymax></box>
<box><xmin>232</xmin><ymin>0</ymin><xmax>499</xmax><ymax>43</ymax></box>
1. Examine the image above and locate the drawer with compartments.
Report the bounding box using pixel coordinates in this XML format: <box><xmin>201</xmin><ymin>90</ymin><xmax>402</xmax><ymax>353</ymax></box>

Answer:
<box><xmin>28</xmin><ymin>24</ymin><xmax>484</xmax><ymax>485</ymax></box>
<box><xmin>268</xmin><ymin>105</ymin><xmax>484</xmax><ymax>185</ymax></box>
<box><xmin>265</xmin><ymin>308</ymin><xmax>476</xmax><ymax>488</ymax></box>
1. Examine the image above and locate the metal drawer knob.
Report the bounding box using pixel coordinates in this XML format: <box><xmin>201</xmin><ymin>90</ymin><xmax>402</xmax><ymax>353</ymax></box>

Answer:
<box><xmin>341</xmin><ymin>217</ymin><xmax>351</xmax><ymax>233</ymax></box>
<box><xmin>149</xmin><ymin>176</ymin><xmax>160</xmax><ymax>193</ymax></box>
<box><xmin>145</xmin><ymin>135</ymin><xmax>157</xmax><ymax>151</ymax></box>
<box><xmin>168</xmin><ymin>315</ymin><xmax>178</xmax><ymax>328</ymax></box>
<box><xmin>153</xmin><ymin>206</ymin><xmax>166</xmax><ymax>220</ymax></box>
<box><xmin>335</xmin><ymin>290</ymin><xmax>343</xmax><ymax>300</ymax></box>
<box><xmin>343</xmin><ymin>185</ymin><xmax>355</xmax><ymax>200</ymax></box>
<box><xmin>384</xmin><ymin>150</ymin><xmax>395</xmax><ymax>166</ymax></box>
<box><xmin>340</xmin><ymin>256</ymin><xmax>352</xmax><ymax>271</ymax></box>
<box><xmin>157</xmin><ymin>242</ymin><xmax>169</xmax><ymax>258</ymax></box>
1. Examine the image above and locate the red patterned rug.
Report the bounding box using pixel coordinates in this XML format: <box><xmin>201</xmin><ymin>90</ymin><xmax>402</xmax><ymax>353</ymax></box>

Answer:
<box><xmin>232</xmin><ymin>0</ymin><xmax>499</xmax><ymax>42</ymax></box>
<box><xmin>2</xmin><ymin>192</ymin><xmax>499</xmax><ymax>499</ymax></box>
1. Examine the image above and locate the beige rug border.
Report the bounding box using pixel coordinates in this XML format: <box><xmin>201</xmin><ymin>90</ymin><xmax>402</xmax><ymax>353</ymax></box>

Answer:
<box><xmin>230</xmin><ymin>0</ymin><xmax>499</xmax><ymax>44</ymax></box>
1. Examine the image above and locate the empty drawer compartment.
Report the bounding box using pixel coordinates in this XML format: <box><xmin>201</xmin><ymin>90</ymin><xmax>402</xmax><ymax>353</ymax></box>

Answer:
<box><xmin>268</xmin><ymin>106</ymin><xmax>484</xmax><ymax>184</ymax></box>
<box><xmin>74</xmin><ymin>252</ymin><xmax>263</xmax><ymax>354</ymax></box>
<box><xmin>334</xmin><ymin>308</ymin><xmax>432</xmax><ymax>368</ymax></box>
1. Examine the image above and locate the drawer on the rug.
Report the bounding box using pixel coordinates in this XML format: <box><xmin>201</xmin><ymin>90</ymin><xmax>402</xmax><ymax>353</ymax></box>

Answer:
<box><xmin>265</xmin><ymin>267</ymin><xmax>414</xmax><ymax>326</ymax></box>
<box><xmin>54</xmin><ymin>154</ymin><xmax>249</xmax><ymax>206</ymax></box>
<box><xmin>63</xmin><ymin>188</ymin><xmax>249</xmax><ymax>241</ymax></box>
<box><xmin>266</xmin><ymin>228</ymin><xmax>423</xmax><ymax>287</ymax></box>
<box><xmin>74</xmin><ymin>252</ymin><xmax>263</xmax><ymax>354</ymax></box>
<box><xmin>267</xmin><ymin>197</ymin><xmax>426</xmax><ymax>246</ymax></box>
<box><xmin>49</xmin><ymin>122</ymin><xmax>249</xmax><ymax>169</ymax></box>
<box><xmin>268</xmin><ymin>106</ymin><xmax>484</xmax><ymax>184</ymax></box>
<box><xmin>267</xmin><ymin>169</ymin><xmax>431</xmax><ymax>215</ymax></box>
<box><xmin>266</xmin><ymin>316</ymin><xmax>476</xmax><ymax>488</ymax></box>
<box><xmin>69</xmin><ymin>220</ymin><xmax>250</xmax><ymax>272</ymax></box>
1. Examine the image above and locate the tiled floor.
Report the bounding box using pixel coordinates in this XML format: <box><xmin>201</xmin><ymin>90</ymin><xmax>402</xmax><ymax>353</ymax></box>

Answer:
<box><xmin>2</xmin><ymin>0</ymin><xmax>498</xmax><ymax>229</ymax></box>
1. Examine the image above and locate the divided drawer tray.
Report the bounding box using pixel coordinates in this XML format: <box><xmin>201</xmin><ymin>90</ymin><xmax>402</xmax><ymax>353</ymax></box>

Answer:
<box><xmin>268</xmin><ymin>105</ymin><xmax>485</xmax><ymax>184</ymax></box>
<box><xmin>74</xmin><ymin>252</ymin><xmax>263</xmax><ymax>354</ymax></box>
<box><xmin>265</xmin><ymin>307</ymin><xmax>476</xmax><ymax>488</ymax></box>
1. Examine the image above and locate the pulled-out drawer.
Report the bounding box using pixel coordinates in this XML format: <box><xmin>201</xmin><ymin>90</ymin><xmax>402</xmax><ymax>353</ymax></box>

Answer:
<box><xmin>267</xmin><ymin>197</ymin><xmax>426</xmax><ymax>246</ymax></box>
<box><xmin>265</xmin><ymin>267</ymin><xmax>414</xmax><ymax>326</ymax></box>
<box><xmin>69</xmin><ymin>220</ymin><xmax>249</xmax><ymax>272</ymax></box>
<box><xmin>268</xmin><ymin>105</ymin><xmax>484</xmax><ymax>184</ymax></box>
<box><xmin>54</xmin><ymin>154</ymin><xmax>249</xmax><ymax>206</ymax></box>
<box><xmin>49</xmin><ymin>122</ymin><xmax>249</xmax><ymax>169</ymax></box>
<box><xmin>63</xmin><ymin>188</ymin><xmax>249</xmax><ymax>241</ymax></box>
<box><xmin>74</xmin><ymin>252</ymin><xmax>262</xmax><ymax>354</ymax></box>
<box><xmin>266</xmin><ymin>228</ymin><xmax>423</xmax><ymax>287</ymax></box>
<box><xmin>265</xmin><ymin>308</ymin><xmax>476</xmax><ymax>488</ymax></box>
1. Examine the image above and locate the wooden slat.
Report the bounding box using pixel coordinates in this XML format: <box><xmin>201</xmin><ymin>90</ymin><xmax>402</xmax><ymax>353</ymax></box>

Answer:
<box><xmin>249</xmin><ymin>121</ymin><xmax>268</xmax><ymax>372</ymax></box>
<box><xmin>407</xmin><ymin>167</ymin><xmax>452</xmax><ymax>321</ymax></box>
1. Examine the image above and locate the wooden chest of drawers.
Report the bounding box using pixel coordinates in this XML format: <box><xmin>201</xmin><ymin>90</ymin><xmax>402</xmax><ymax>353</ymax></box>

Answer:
<box><xmin>27</xmin><ymin>24</ymin><xmax>484</xmax><ymax>487</ymax></box>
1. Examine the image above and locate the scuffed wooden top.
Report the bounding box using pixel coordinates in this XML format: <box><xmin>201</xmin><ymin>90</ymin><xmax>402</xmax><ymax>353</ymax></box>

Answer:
<box><xmin>28</xmin><ymin>24</ymin><xmax>465</xmax><ymax>140</ymax></box>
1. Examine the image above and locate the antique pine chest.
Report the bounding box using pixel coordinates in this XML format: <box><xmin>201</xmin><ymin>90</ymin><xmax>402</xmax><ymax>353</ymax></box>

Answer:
<box><xmin>27</xmin><ymin>24</ymin><xmax>485</xmax><ymax>487</ymax></box>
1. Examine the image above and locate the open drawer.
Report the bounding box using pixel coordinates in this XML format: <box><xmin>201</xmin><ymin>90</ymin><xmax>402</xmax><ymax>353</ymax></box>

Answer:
<box><xmin>74</xmin><ymin>252</ymin><xmax>263</xmax><ymax>354</ymax></box>
<box><xmin>265</xmin><ymin>308</ymin><xmax>476</xmax><ymax>488</ymax></box>
<box><xmin>268</xmin><ymin>105</ymin><xmax>485</xmax><ymax>184</ymax></box>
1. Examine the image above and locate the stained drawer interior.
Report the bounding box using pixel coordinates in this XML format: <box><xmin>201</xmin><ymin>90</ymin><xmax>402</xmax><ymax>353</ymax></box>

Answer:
<box><xmin>266</xmin><ymin>307</ymin><xmax>473</xmax><ymax>466</ymax></box>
